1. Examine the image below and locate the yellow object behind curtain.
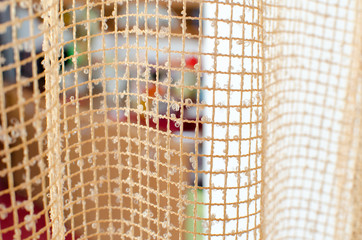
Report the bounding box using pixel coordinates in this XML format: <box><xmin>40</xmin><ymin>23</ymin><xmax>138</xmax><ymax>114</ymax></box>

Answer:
<box><xmin>0</xmin><ymin>0</ymin><xmax>360</xmax><ymax>239</ymax></box>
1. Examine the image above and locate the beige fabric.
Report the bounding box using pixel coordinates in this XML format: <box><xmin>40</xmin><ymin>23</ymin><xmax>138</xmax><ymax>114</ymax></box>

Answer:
<box><xmin>0</xmin><ymin>0</ymin><xmax>360</xmax><ymax>239</ymax></box>
<box><xmin>262</xmin><ymin>1</ymin><xmax>362</xmax><ymax>239</ymax></box>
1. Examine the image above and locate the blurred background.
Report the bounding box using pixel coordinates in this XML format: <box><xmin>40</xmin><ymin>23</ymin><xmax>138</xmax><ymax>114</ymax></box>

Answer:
<box><xmin>0</xmin><ymin>0</ymin><xmax>205</xmax><ymax>239</ymax></box>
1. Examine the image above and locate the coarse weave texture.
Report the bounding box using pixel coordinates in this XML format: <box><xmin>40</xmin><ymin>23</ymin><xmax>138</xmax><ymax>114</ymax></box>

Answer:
<box><xmin>0</xmin><ymin>0</ymin><xmax>361</xmax><ymax>239</ymax></box>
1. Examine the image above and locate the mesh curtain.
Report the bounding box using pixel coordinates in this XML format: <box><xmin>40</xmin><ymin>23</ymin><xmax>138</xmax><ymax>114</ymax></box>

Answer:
<box><xmin>0</xmin><ymin>0</ymin><xmax>361</xmax><ymax>239</ymax></box>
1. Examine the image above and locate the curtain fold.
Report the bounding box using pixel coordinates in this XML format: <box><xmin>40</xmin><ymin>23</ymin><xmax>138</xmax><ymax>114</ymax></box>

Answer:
<box><xmin>262</xmin><ymin>0</ymin><xmax>361</xmax><ymax>239</ymax></box>
<box><xmin>42</xmin><ymin>0</ymin><xmax>65</xmax><ymax>239</ymax></box>
<box><xmin>0</xmin><ymin>0</ymin><xmax>361</xmax><ymax>239</ymax></box>
<box><xmin>351</xmin><ymin>4</ymin><xmax>362</xmax><ymax>237</ymax></box>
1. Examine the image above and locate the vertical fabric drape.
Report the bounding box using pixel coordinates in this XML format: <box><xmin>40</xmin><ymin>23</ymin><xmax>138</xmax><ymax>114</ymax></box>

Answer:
<box><xmin>262</xmin><ymin>0</ymin><xmax>361</xmax><ymax>239</ymax></box>
<box><xmin>0</xmin><ymin>0</ymin><xmax>361</xmax><ymax>239</ymax></box>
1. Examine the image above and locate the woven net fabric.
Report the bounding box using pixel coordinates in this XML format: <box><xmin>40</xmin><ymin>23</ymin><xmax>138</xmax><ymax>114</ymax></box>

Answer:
<box><xmin>262</xmin><ymin>1</ymin><xmax>362</xmax><ymax>239</ymax></box>
<box><xmin>0</xmin><ymin>0</ymin><xmax>361</xmax><ymax>239</ymax></box>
